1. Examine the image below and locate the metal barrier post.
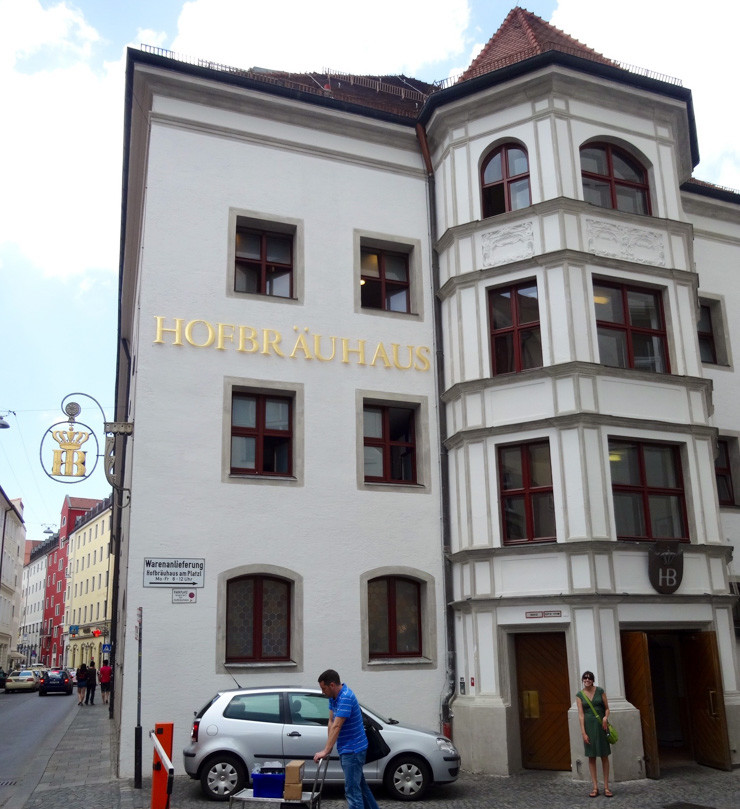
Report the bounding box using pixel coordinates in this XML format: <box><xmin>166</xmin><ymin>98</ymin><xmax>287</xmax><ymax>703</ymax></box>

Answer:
<box><xmin>150</xmin><ymin>722</ymin><xmax>174</xmax><ymax>809</ymax></box>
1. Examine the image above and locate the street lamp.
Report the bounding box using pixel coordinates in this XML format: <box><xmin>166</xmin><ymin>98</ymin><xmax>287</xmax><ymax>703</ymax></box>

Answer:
<box><xmin>0</xmin><ymin>410</ymin><xmax>16</xmax><ymax>429</ymax></box>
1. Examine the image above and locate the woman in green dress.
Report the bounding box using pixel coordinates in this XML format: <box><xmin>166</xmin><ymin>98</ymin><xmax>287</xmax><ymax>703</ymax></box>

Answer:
<box><xmin>576</xmin><ymin>671</ymin><xmax>612</xmax><ymax>797</ymax></box>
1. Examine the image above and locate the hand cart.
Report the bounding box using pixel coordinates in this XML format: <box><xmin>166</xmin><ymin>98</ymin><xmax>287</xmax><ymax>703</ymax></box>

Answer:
<box><xmin>229</xmin><ymin>758</ymin><xmax>329</xmax><ymax>809</ymax></box>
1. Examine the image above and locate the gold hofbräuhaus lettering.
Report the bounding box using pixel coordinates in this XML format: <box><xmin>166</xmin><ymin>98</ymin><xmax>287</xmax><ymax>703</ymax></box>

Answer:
<box><xmin>153</xmin><ymin>316</ymin><xmax>430</xmax><ymax>372</ymax></box>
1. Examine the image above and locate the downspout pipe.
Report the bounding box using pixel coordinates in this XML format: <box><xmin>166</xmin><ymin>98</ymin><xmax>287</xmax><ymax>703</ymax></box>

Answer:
<box><xmin>415</xmin><ymin>123</ymin><xmax>456</xmax><ymax>737</ymax></box>
<box><xmin>108</xmin><ymin>336</ymin><xmax>132</xmax><ymax>727</ymax></box>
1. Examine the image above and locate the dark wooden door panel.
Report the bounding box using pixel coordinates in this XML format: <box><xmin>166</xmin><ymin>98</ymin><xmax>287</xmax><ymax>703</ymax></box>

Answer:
<box><xmin>621</xmin><ymin>631</ymin><xmax>660</xmax><ymax>779</ymax></box>
<box><xmin>682</xmin><ymin>632</ymin><xmax>731</xmax><ymax>771</ymax></box>
<box><xmin>515</xmin><ymin>633</ymin><xmax>571</xmax><ymax>770</ymax></box>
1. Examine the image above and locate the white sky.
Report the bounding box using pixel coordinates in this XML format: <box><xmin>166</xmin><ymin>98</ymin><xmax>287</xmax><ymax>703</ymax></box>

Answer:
<box><xmin>0</xmin><ymin>0</ymin><xmax>737</xmax><ymax>536</ymax></box>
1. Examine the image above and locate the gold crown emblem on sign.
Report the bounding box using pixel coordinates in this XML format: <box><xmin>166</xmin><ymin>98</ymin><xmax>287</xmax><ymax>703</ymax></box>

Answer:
<box><xmin>51</xmin><ymin>428</ymin><xmax>90</xmax><ymax>451</ymax></box>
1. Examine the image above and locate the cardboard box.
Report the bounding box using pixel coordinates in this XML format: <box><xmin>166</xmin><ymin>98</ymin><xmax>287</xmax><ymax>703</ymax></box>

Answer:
<box><xmin>285</xmin><ymin>761</ymin><xmax>305</xmax><ymax>783</ymax></box>
<box><xmin>283</xmin><ymin>782</ymin><xmax>304</xmax><ymax>801</ymax></box>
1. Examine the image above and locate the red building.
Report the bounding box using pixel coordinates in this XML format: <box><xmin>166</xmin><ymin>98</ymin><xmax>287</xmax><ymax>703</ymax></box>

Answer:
<box><xmin>40</xmin><ymin>496</ymin><xmax>101</xmax><ymax>666</ymax></box>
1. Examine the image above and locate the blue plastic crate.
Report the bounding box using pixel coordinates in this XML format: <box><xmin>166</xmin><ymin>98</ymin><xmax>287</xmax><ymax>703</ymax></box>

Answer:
<box><xmin>252</xmin><ymin>772</ymin><xmax>286</xmax><ymax>798</ymax></box>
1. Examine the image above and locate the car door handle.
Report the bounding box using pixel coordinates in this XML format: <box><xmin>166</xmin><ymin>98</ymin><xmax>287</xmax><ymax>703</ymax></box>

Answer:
<box><xmin>287</xmin><ymin>731</ymin><xmax>302</xmax><ymax>737</ymax></box>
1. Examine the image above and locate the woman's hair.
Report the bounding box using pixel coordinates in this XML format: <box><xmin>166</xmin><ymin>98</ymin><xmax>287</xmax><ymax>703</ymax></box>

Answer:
<box><xmin>581</xmin><ymin>670</ymin><xmax>595</xmax><ymax>681</ymax></box>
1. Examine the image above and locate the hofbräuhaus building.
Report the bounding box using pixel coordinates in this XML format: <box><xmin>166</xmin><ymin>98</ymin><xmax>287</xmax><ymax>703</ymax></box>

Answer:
<box><xmin>113</xmin><ymin>7</ymin><xmax>739</xmax><ymax>784</ymax></box>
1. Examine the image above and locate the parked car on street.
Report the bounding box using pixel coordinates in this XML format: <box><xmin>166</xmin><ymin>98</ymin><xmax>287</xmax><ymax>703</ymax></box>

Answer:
<box><xmin>39</xmin><ymin>668</ymin><xmax>73</xmax><ymax>696</ymax></box>
<box><xmin>0</xmin><ymin>668</ymin><xmax>6</xmax><ymax>689</ymax></box>
<box><xmin>183</xmin><ymin>686</ymin><xmax>460</xmax><ymax>802</ymax></box>
<box><xmin>4</xmin><ymin>670</ymin><xmax>39</xmax><ymax>693</ymax></box>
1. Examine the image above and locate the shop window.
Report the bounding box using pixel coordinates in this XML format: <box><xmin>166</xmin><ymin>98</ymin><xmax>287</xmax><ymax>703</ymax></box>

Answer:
<box><xmin>235</xmin><ymin>225</ymin><xmax>293</xmax><ymax>298</ymax></box>
<box><xmin>609</xmin><ymin>439</ymin><xmax>688</xmax><ymax>541</ymax></box>
<box><xmin>481</xmin><ymin>143</ymin><xmax>531</xmax><ymax>217</ymax></box>
<box><xmin>226</xmin><ymin>575</ymin><xmax>291</xmax><ymax>662</ymax></box>
<box><xmin>231</xmin><ymin>392</ymin><xmax>292</xmax><ymax>476</ymax></box>
<box><xmin>715</xmin><ymin>438</ymin><xmax>736</xmax><ymax>506</ymax></box>
<box><xmin>368</xmin><ymin>576</ymin><xmax>422</xmax><ymax>658</ymax></box>
<box><xmin>593</xmin><ymin>281</ymin><xmax>669</xmax><ymax>372</ymax></box>
<box><xmin>360</xmin><ymin>247</ymin><xmax>410</xmax><ymax>313</ymax></box>
<box><xmin>363</xmin><ymin>405</ymin><xmax>416</xmax><ymax>484</ymax></box>
<box><xmin>489</xmin><ymin>280</ymin><xmax>542</xmax><ymax>374</ymax></box>
<box><xmin>580</xmin><ymin>143</ymin><xmax>651</xmax><ymax>215</ymax></box>
<box><xmin>499</xmin><ymin>441</ymin><xmax>555</xmax><ymax>544</ymax></box>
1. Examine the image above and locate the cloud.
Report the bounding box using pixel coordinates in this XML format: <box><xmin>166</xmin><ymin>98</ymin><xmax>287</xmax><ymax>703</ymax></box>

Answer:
<box><xmin>551</xmin><ymin>0</ymin><xmax>740</xmax><ymax>188</ymax></box>
<box><xmin>0</xmin><ymin>1</ymin><xmax>125</xmax><ymax>278</ymax></box>
<box><xmin>0</xmin><ymin>0</ymin><xmax>98</xmax><ymax>70</ymax></box>
<box><xmin>171</xmin><ymin>0</ymin><xmax>471</xmax><ymax>76</ymax></box>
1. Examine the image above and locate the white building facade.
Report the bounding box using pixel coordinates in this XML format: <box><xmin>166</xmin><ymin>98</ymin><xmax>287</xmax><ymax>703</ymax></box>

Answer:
<box><xmin>114</xmin><ymin>46</ymin><xmax>447</xmax><ymax>778</ymax></box>
<box><xmin>114</xmin><ymin>8</ymin><xmax>739</xmax><ymax>787</ymax></box>
<box><xmin>20</xmin><ymin>543</ymin><xmax>47</xmax><ymax>666</ymax></box>
<box><xmin>0</xmin><ymin>487</ymin><xmax>25</xmax><ymax>671</ymax></box>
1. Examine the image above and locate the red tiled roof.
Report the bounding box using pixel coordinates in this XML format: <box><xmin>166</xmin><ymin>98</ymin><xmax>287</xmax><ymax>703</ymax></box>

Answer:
<box><xmin>459</xmin><ymin>6</ymin><xmax>617</xmax><ymax>83</ymax></box>
<box><xmin>65</xmin><ymin>496</ymin><xmax>103</xmax><ymax>509</ymax></box>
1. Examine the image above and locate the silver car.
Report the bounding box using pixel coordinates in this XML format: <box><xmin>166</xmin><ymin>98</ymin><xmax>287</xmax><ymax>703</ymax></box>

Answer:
<box><xmin>183</xmin><ymin>686</ymin><xmax>460</xmax><ymax>802</ymax></box>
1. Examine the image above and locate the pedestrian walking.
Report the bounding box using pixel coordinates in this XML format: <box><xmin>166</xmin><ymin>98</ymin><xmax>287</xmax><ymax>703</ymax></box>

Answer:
<box><xmin>313</xmin><ymin>668</ymin><xmax>380</xmax><ymax>809</ymax></box>
<box><xmin>99</xmin><ymin>658</ymin><xmax>112</xmax><ymax>704</ymax></box>
<box><xmin>76</xmin><ymin>663</ymin><xmax>88</xmax><ymax>705</ymax></box>
<box><xmin>85</xmin><ymin>659</ymin><xmax>97</xmax><ymax>705</ymax></box>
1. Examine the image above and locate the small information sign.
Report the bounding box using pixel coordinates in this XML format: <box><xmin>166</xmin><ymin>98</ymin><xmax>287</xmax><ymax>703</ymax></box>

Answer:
<box><xmin>143</xmin><ymin>558</ymin><xmax>205</xmax><ymax>587</ymax></box>
<box><xmin>172</xmin><ymin>589</ymin><xmax>198</xmax><ymax>604</ymax></box>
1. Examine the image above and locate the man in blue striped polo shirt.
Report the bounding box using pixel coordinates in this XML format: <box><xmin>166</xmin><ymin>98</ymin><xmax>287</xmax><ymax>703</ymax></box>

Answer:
<box><xmin>314</xmin><ymin>669</ymin><xmax>379</xmax><ymax>809</ymax></box>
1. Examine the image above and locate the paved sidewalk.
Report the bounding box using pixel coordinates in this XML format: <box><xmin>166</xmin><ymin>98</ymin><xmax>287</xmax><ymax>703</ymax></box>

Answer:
<box><xmin>19</xmin><ymin>702</ymin><xmax>739</xmax><ymax>809</ymax></box>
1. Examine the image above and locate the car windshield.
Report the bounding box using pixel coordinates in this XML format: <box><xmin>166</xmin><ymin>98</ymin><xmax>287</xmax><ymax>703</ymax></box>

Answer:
<box><xmin>19</xmin><ymin>671</ymin><xmax>33</xmax><ymax>676</ymax></box>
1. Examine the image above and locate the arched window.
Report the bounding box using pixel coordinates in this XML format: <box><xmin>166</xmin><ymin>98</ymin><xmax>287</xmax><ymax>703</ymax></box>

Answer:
<box><xmin>580</xmin><ymin>143</ymin><xmax>651</xmax><ymax>215</ymax></box>
<box><xmin>226</xmin><ymin>575</ymin><xmax>291</xmax><ymax>662</ymax></box>
<box><xmin>481</xmin><ymin>143</ymin><xmax>531</xmax><ymax>218</ymax></box>
<box><xmin>368</xmin><ymin>576</ymin><xmax>421</xmax><ymax>657</ymax></box>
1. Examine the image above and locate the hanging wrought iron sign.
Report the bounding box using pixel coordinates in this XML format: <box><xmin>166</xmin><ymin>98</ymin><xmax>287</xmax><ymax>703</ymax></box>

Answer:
<box><xmin>39</xmin><ymin>393</ymin><xmax>133</xmax><ymax>495</ymax></box>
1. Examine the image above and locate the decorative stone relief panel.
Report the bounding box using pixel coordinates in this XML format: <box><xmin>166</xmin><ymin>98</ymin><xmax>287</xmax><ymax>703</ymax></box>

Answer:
<box><xmin>480</xmin><ymin>221</ymin><xmax>535</xmax><ymax>268</ymax></box>
<box><xmin>585</xmin><ymin>217</ymin><xmax>666</xmax><ymax>266</ymax></box>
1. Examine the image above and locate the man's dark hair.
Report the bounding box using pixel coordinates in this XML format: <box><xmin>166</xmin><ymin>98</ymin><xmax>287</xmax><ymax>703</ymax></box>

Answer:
<box><xmin>318</xmin><ymin>668</ymin><xmax>340</xmax><ymax>685</ymax></box>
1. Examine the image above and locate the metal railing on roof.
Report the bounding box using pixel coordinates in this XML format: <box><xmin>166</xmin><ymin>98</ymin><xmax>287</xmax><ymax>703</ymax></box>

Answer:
<box><xmin>139</xmin><ymin>43</ymin><xmax>682</xmax><ymax>107</ymax></box>
<box><xmin>433</xmin><ymin>45</ymin><xmax>683</xmax><ymax>89</ymax></box>
<box><xmin>140</xmin><ymin>45</ymin><xmax>430</xmax><ymax>102</ymax></box>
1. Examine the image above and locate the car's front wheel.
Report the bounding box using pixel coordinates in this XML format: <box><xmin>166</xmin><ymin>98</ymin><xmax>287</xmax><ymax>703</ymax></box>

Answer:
<box><xmin>383</xmin><ymin>754</ymin><xmax>431</xmax><ymax>801</ymax></box>
<box><xmin>200</xmin><ymin>754</ymin><xmax>246</xmax><ymax>801</ymax></box>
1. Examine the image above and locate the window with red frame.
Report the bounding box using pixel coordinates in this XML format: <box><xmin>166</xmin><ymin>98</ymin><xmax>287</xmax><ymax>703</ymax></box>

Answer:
<box><xmin>593</xmin><ymin>281</ymin><xmax>669</xmax><ymax>373</ymax></box>
<box><xmin>235</xmin><ymin>226</ymin><xmax>293</xmax><ymax>298</ymax></box>
<box><xmin>361</xmin><ymin>248</ymin><xmax>410</xmax><ymax>313</ymax></box>
<box><xmin>368</xmin><ymin>576</ymin><xmax>422</xmax><ymax>658</ymax></box>
<box><xmin>609</xmin><ymin>439</ymin><xmax>688</xmax><ymax>541</ymax></box>
<box><xmin>698</xmin><ymin>302</ymin><xmax>717</xmax><ymax>364</ymax></box>
<box><xmin>231</xmin><ymin>393</ymin><xmax>292</xmax><ymax>476</ymax></box>
<box><xmin>363</xmin><ymin>405</ymin><xmax>416</xmax><ymax>484</ymax></box>
<box><xmin>499</xmin><ymin>441</ymin><xmax>555</xmax><ymax>545</ymax></box>
<box><xmin>226</xmin><ymin>575</ymin><xmax>291</xmax><ymax>662</ymax></box>
<box><xmin>580</xmin><ymin>143</ymin><xmax>651</xmax><ymax>215</ymax></box>
<box><xmin>481</xmin><ymin>143</ymin><xmax>531</xmax><ymax>217</ymax></box>
<box><xmin>715</xmin><ymin>439</ymin><xmax>735</xmax><ymax>506</ymax></box>
<box><xmin>489</xmin><ymin>281</ymin><xmax>542</xmax><ymax>375</ymax></box>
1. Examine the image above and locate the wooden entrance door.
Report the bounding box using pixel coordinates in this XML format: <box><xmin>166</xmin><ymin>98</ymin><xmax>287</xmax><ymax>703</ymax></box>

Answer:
<box><xmin>681</xmin><ymin>632</ymin><xmax>731</xmax><ymax>770</ymax></box>
<box><xmin>515</xmin><ymin>633</ymin><xmax>571</xmax><ymax>770</ymax></box>
<box><xmin>621</xmin><ymin>631</ymin><xmax>660</xmax><ymax>778</ymax></box>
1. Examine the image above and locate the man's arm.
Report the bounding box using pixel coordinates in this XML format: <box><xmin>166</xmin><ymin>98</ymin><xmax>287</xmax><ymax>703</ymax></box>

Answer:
<box><xmin>314</xmin><ymin>711</ymin><xmax>345</xmax><ymax>761</ymax></box>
